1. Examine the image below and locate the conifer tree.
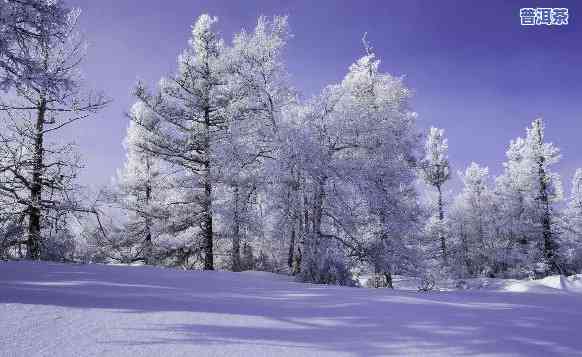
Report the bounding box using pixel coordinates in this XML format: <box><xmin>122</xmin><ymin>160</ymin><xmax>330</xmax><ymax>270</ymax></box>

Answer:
<box><xmin>421</xmin><ymin>127</ymin><xmax>451</xmax><ymax>264</ymax></box>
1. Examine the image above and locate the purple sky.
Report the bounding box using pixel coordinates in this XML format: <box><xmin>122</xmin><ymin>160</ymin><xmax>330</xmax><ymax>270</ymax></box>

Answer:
<box><xmin>67</xmin><ymin>0</ymin><xmax>582</xmax><ymax>193</ymax></box>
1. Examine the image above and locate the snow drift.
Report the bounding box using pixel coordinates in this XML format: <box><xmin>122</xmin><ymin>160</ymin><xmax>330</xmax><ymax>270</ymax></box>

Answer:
<box><xmin>1</xmin><ymin>261</ymin><xmax>582</xmax><ymax>356</ymax></box>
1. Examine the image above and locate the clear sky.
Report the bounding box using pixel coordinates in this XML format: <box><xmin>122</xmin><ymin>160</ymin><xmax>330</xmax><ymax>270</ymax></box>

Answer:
<box><xmin>66</xmin><ymin>0</ymin><xmax>582</xmax><ymax>193</ymax></box>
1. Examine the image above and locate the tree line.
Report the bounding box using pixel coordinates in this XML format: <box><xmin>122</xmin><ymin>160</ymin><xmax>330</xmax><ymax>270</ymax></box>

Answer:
<box><xmin>1</xmin><ymin>2</ymin><xmax>581</xmax><ymax>286</ymax></box>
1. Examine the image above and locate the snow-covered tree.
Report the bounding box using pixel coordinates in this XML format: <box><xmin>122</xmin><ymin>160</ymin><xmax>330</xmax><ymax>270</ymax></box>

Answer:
<box><xmin>495</xmin><ymin>118</ymin><xmax>563</xmax><ymax>276</ymax></box>
<box><xmin>0</xmin><ymin>0</ymin><xmax>71</xmax><ymax>91</ymax></box>
<box><xmin>0</xmin><ymin>9</ymin><xmax>107</xmax><ymax>260</ymax></box>
<box><xmin>288</xmin><ymin>36</ymin><xmax>421</xmax><ymax>285</ymax></box>
<box><xmin>567</xmin><ymin>169</ymin><xmax>582</xmax><ymax>234</ymax></box>
<box><xmin>420</xmin><ymin>127</ymin><xmax>451</xmax><ymax>264</ymax></box>
<box><xmin>562</xmin><ymin>169</ymin><xmax>582</xmax><ymax>272</ymax></box>
<box><xmin>97</xmin><ymin>103</ymin><xmax>168</xmax><ymax>264</ymax></box>
<box><xmin>221</xmin><ymin>15</ymin><xmax>294</xmax><ymax>271</ymax></box>
<box><xmin>133</xmin><ymin>14</ymin><xmax>231</xmax><ymax>270</ymax></box>
<box><xmin>448</xmin><ymin>163</ymin><xmax>496</xmax><ymax>276</ymax></box>
<box><xmin>133</xmin><ymin>14</ymin><xmax>295</xmax><ymax>271</ymax></box>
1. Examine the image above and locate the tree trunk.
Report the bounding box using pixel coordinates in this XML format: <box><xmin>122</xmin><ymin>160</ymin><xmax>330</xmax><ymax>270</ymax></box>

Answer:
<box><xmin>202</xmin><ymin>106</ymin><xmax>214</xmax><ymax>270</ymax></box>
<box><xmin>203</xmin><ymin>169</ymin><xmax>213</xmax><ymax>270</ymax></box>
<box><xmin>287</xmin><ymin>177</ymin><xmax>297</xmax><ymax>270</ymax></box>
<box><xmin>143</xmin><ymin>162</ymin><xmax>153</xmax><ymax>265</ymax></box>
<box><xmin>293</xmin><ymin>180</ymin><xmax>309</xmax><ymax>275</ymax></box>
<box><xmin>383</xmin><ymin>272</ymin><xmax>393</xmax><ymax>289</ymax></box>
<box><xmin>231</xmin><ymin>184</ymin><xmax>241</xmax><ymax>272</ymax></box>
<box><xmin>305</xmin><ymin>176</ymin><xmax>327</xmax><ymax>277</ymax></box>
<box><xmin>537</xmin><ymin>155</ymin><xmax>558</xmax><ymax>274</ymax></box>
<box><xmin>313</xmin><ymin>177</ymin><xmax>326</xmax><ymax>240</ymax></box>
<box><xmin>144</xmin><ymin>225</ymin><xmax>152</xmax><ymax>264</ymax></box>
<box><xmin>437</xmin><ymin>184</ymin><xmax>447</xmax><ymax>264</ymax></box>
<box><xmin>27</xmin><ymin>98</ymin><xmax>46</xmax><ymax>260</ymax></box>
<box><xmin>143</xmin><ymin>158</ymin><xmax>153</xmax><ymax>264</ymax></box>
<box><xmin>293</xmin><ymin>210</ymin><xmax>302</xmax><ymax>275</ymax></box>
<box><xmin>288</xmin><ymin>225</ymin><xmax>296</xmax><ymax>270</ymax></box>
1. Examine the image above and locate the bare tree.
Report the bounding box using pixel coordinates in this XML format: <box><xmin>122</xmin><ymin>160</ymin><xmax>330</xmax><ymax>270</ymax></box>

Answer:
<box><xmin>0</xmin><ymin>11</ymin><xmax>108</xmax><ymax>259</ymax></box>
<box><xmin>421</xmin><ymin>127</ymin><xmax>451</xmax><ymax>264</ymax></box>
<box><xmin>0</xmin><ymin>0</ymin><xmax>71</xmax><ymax>91</ymax></box>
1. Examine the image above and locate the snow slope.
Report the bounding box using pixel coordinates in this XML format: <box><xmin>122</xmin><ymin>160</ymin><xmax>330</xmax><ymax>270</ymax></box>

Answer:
<box><xmin>1</xmin><ymin>262</ymin><xmax>582</xmax><ymax>356</ymax></box>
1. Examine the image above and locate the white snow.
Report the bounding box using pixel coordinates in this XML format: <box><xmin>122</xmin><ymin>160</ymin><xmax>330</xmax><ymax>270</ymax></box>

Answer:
<box><xmin>2</xmin><ymin>261</ymin><xmax>582</xmax><ymax>356</ymax></box>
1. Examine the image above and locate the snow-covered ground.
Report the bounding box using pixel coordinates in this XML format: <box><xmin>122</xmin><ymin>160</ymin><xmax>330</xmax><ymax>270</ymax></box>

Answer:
<box><xmin>2</xmin><ymin>262</ymin><xmax>582</xmax><ymax>356</ymax></box>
